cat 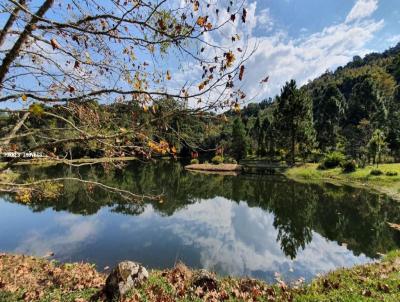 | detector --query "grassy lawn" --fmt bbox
[295,250,400,302]
[285,163,400,201]
[1,252,400,301]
